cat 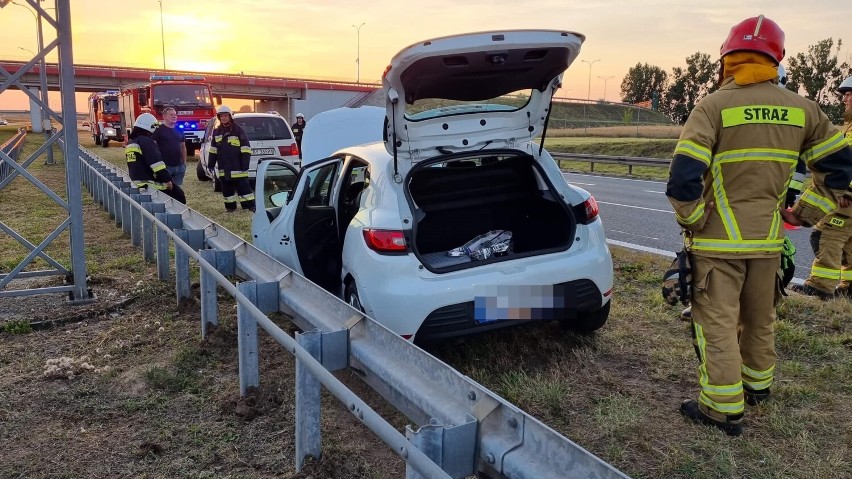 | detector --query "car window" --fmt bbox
[235,116,293,141]
[304,162,339,207]
[263,163,298,206]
